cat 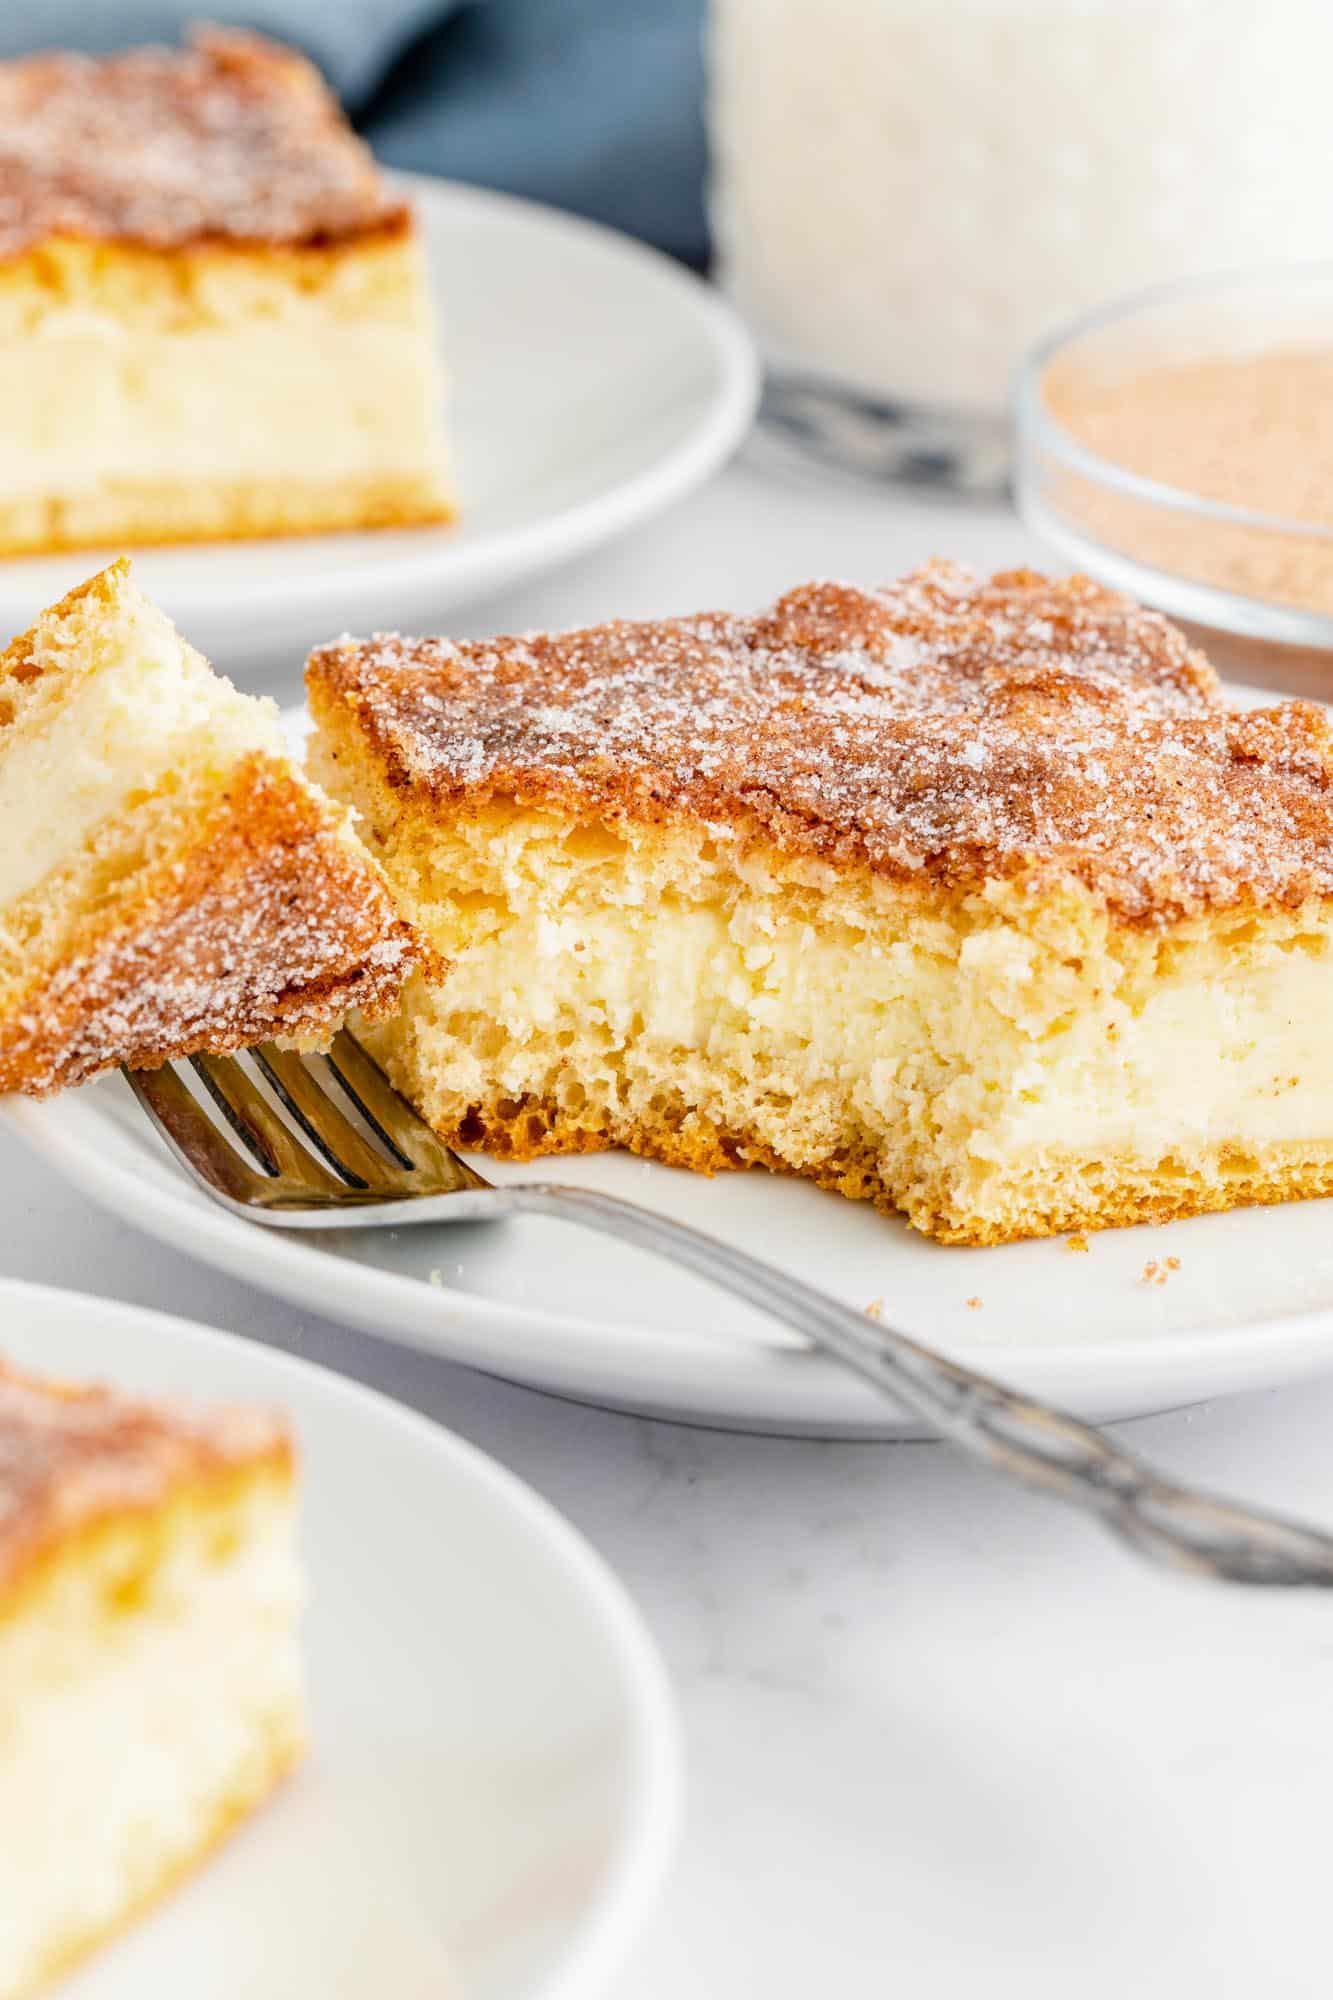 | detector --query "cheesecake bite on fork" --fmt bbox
[0,561,424,1094]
